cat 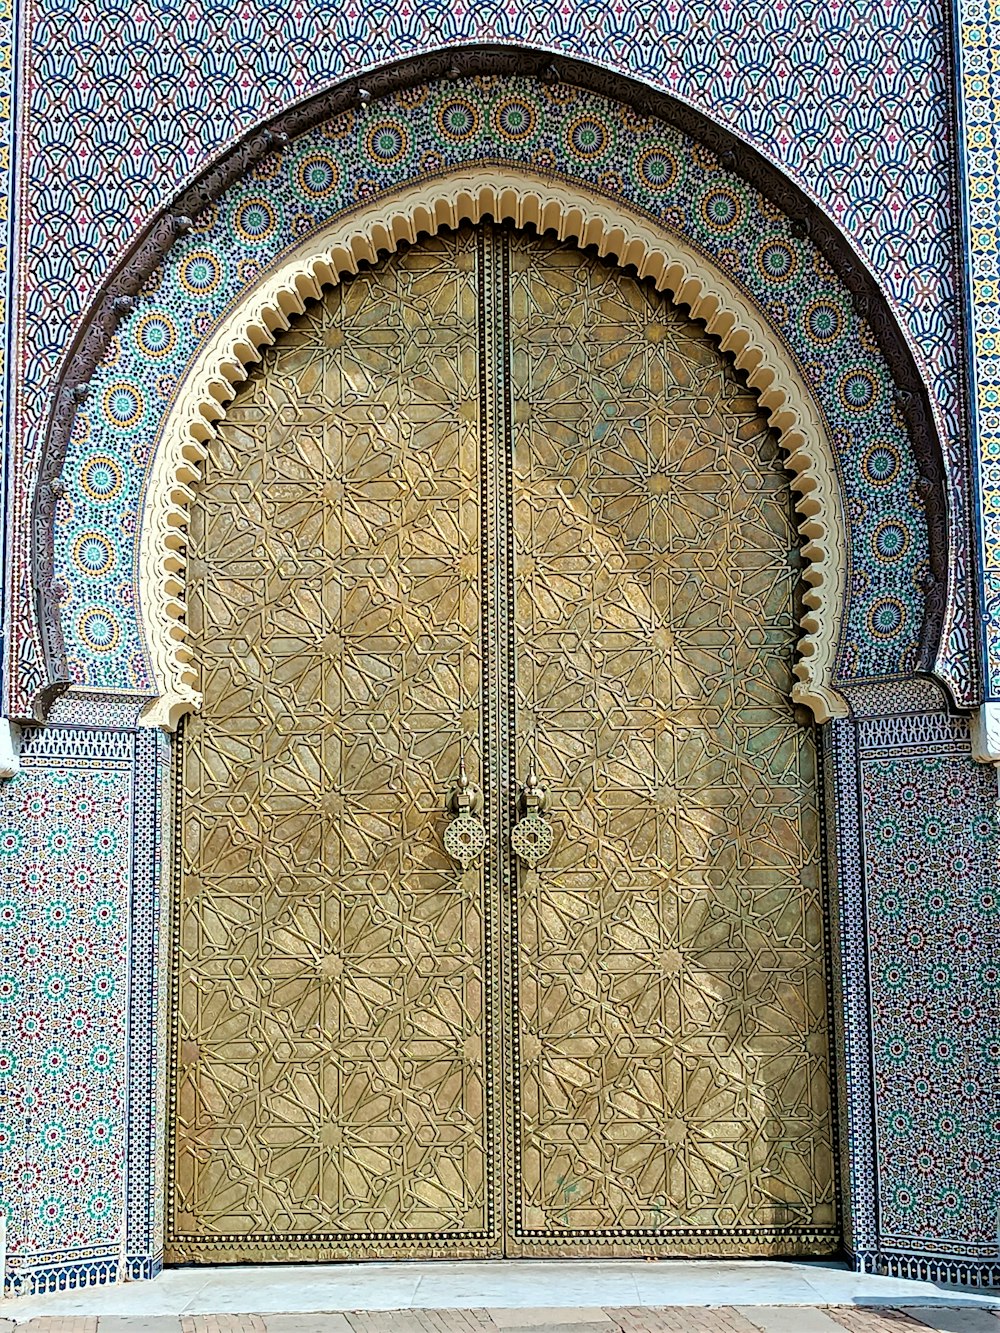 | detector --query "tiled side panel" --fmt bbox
[0,0,17,638]
[0,718,167,1296]
[957,2,1000,699]
[832,706,1000,1282]
[863,729,1000,1266]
